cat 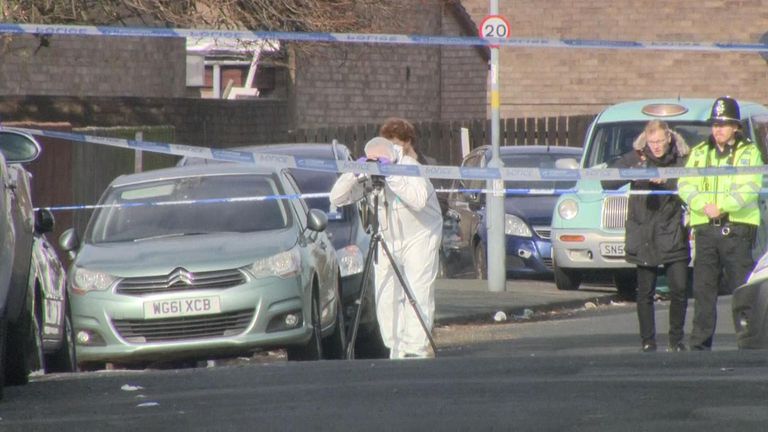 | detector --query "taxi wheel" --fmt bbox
[614,270,637,301]
[554,261,581,291]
